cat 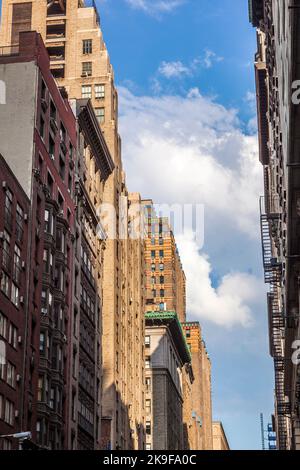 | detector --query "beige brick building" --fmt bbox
[182,322,213,450]
[212,421,230,450]
[142,199,186,322]
[0,0,145,449]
